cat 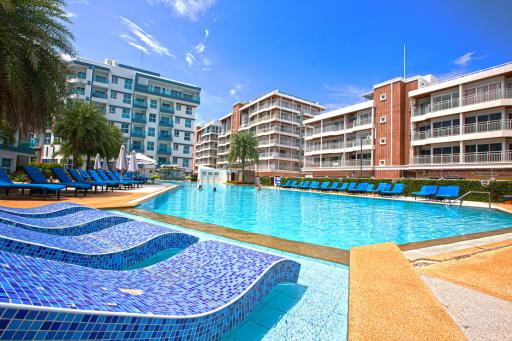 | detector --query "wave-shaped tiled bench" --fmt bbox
[0,221,198,270]
[0,202,90,218]
[0,240,300,340]
[0,209,130,236]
